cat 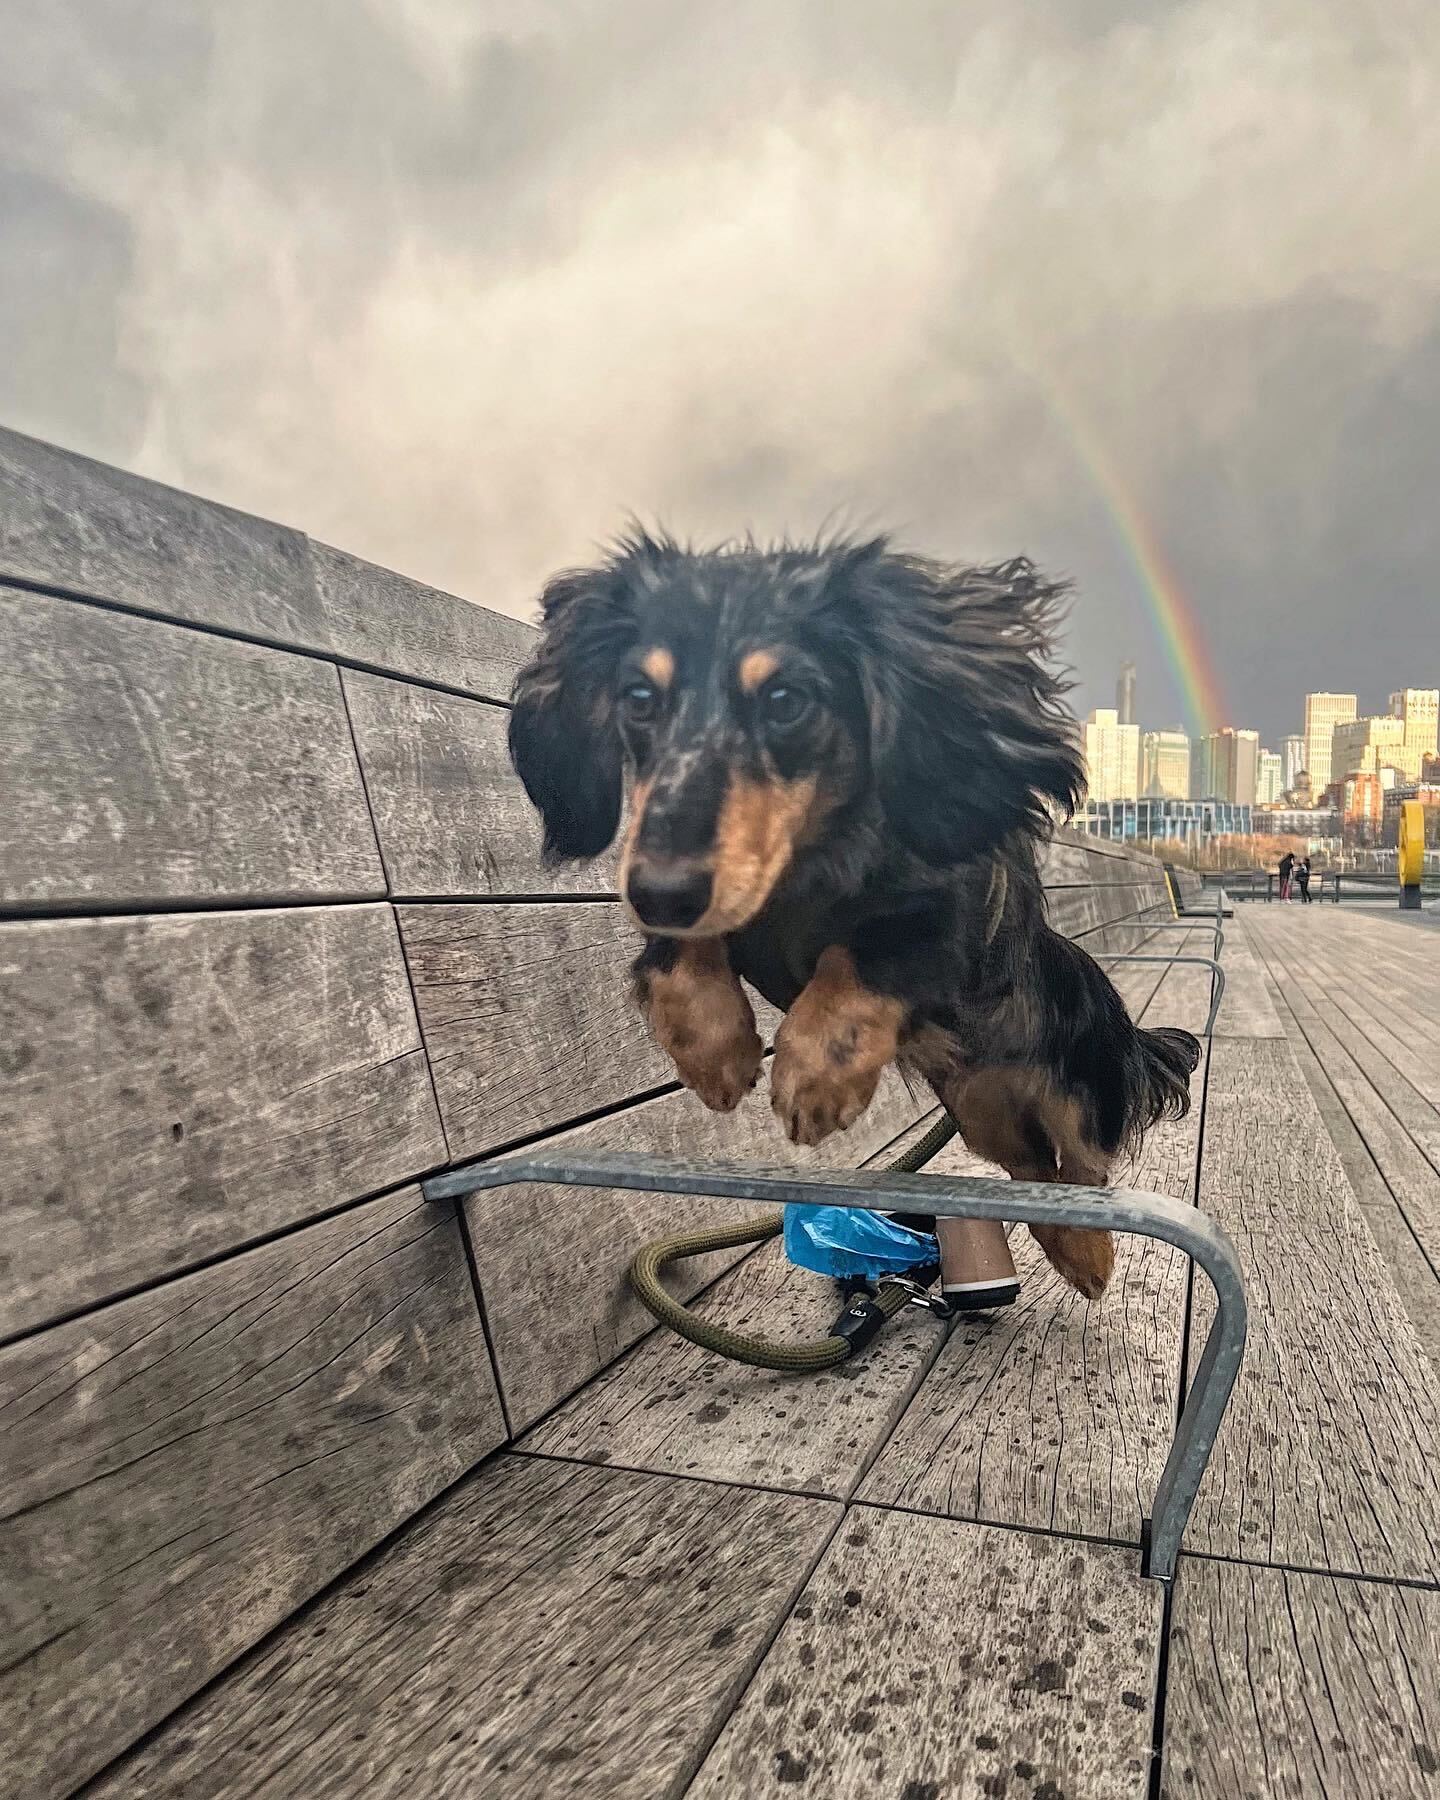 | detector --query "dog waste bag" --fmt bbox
[783,1204,937,1280]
